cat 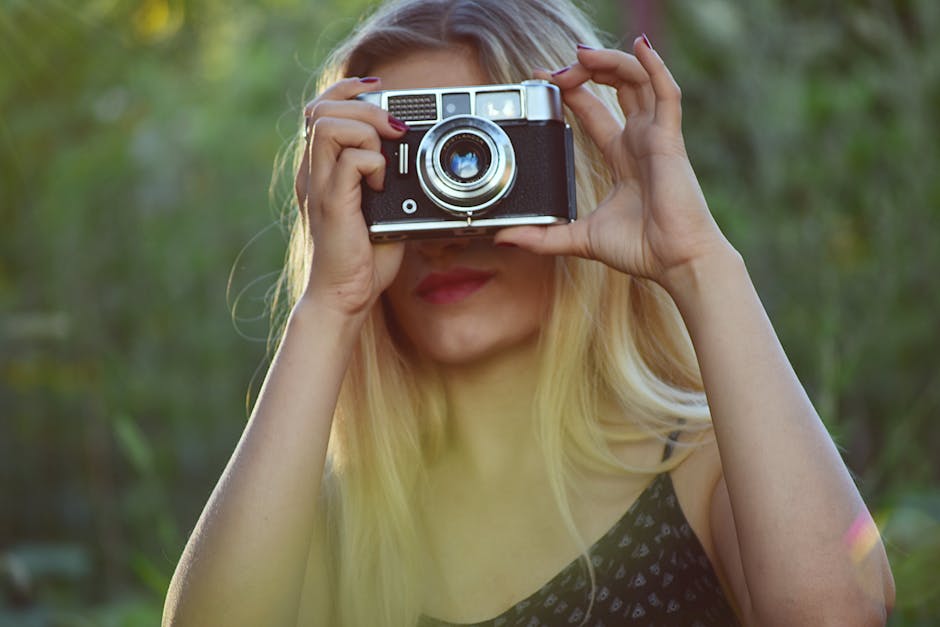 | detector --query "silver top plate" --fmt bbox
[357,80,563,125]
